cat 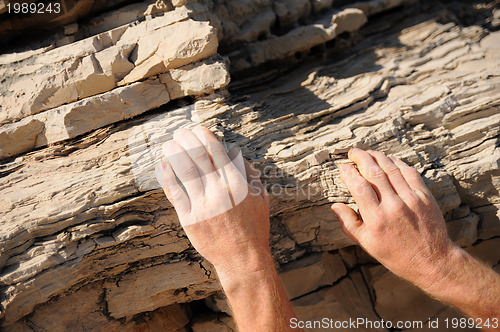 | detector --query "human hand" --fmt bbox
[155,126,271,274]
[331,148,458,291]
